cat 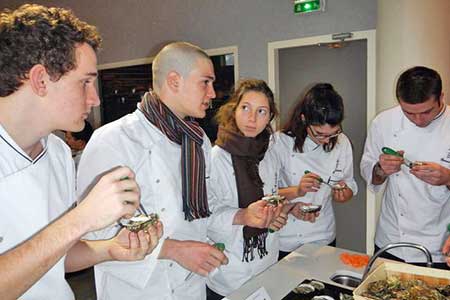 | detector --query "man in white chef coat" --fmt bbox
[78,41,279,299]
[77,41,230,300]
[0,4,162,300]
[361,66,450,269]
